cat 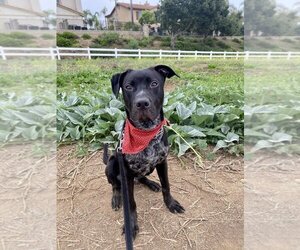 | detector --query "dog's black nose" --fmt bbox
[135,98,150,110]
